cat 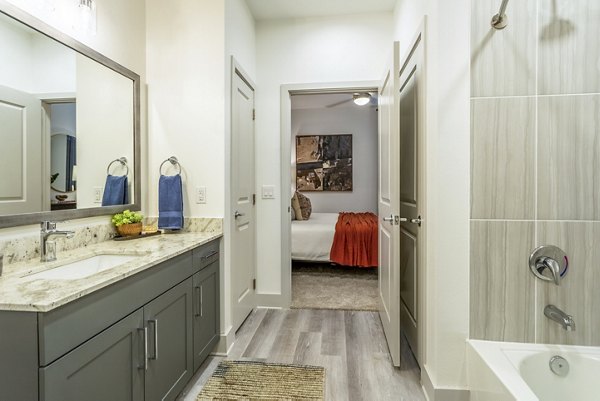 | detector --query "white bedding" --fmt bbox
[291,212,339,262]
